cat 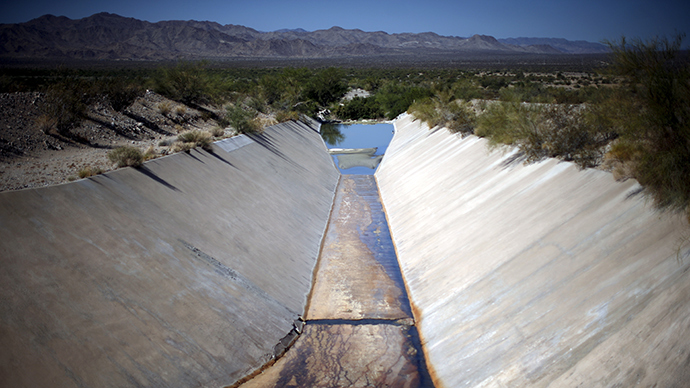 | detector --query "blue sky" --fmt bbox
[1,0,688,44]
